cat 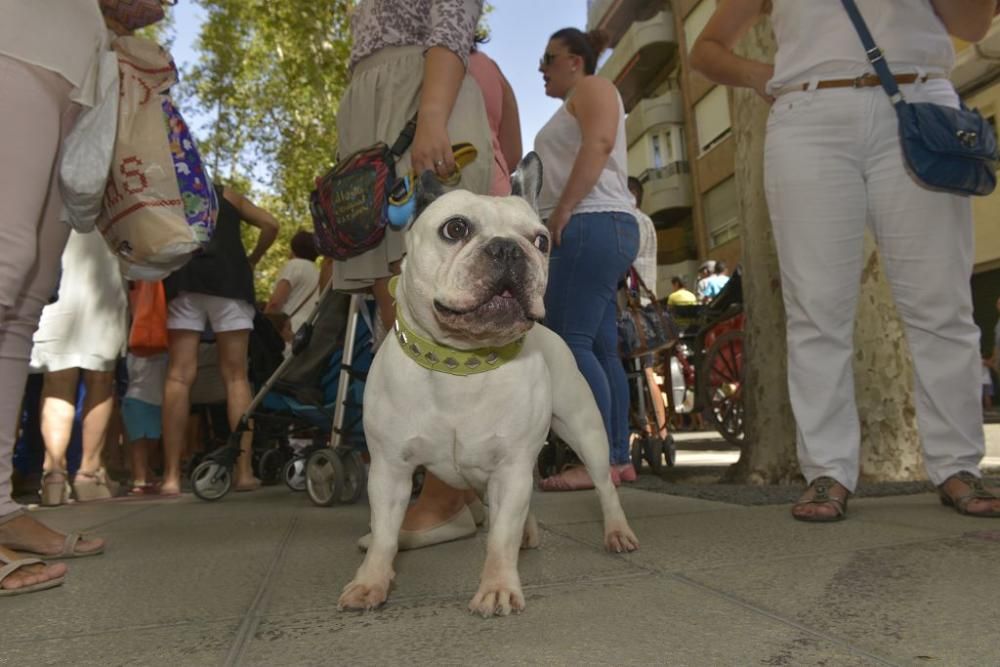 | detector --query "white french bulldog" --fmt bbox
[338,153,639,617]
